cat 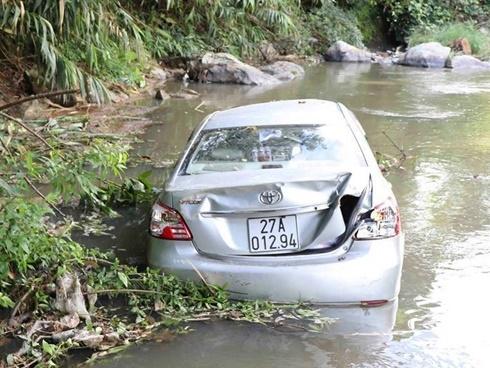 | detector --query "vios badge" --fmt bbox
[259,190,282,205]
